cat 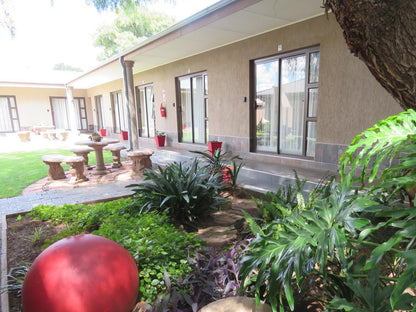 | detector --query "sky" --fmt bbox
[0,0,220,81]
